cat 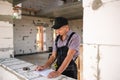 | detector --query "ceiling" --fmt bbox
[12,0,83,20]
[7,0,25,5]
